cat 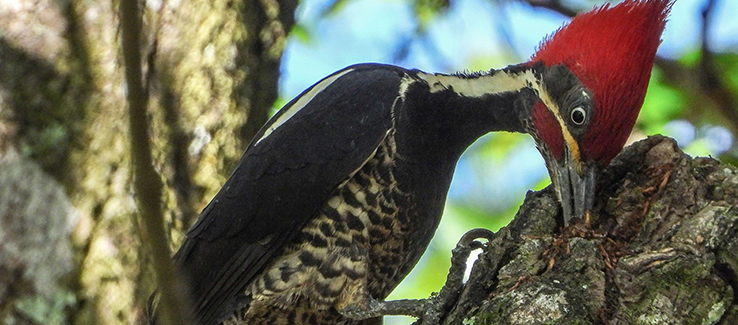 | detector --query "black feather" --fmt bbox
[174,64,406,324]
